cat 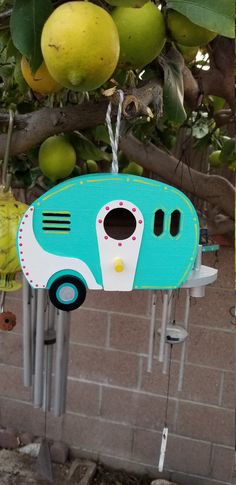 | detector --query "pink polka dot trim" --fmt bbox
[98,219,102,224]
[104,236,108,240]
[138,220,143,224]
[132,236,136,241]
[132,208,136,212]
[119,201,123,206]
[105,206,110,211]
[118,242,122,247]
